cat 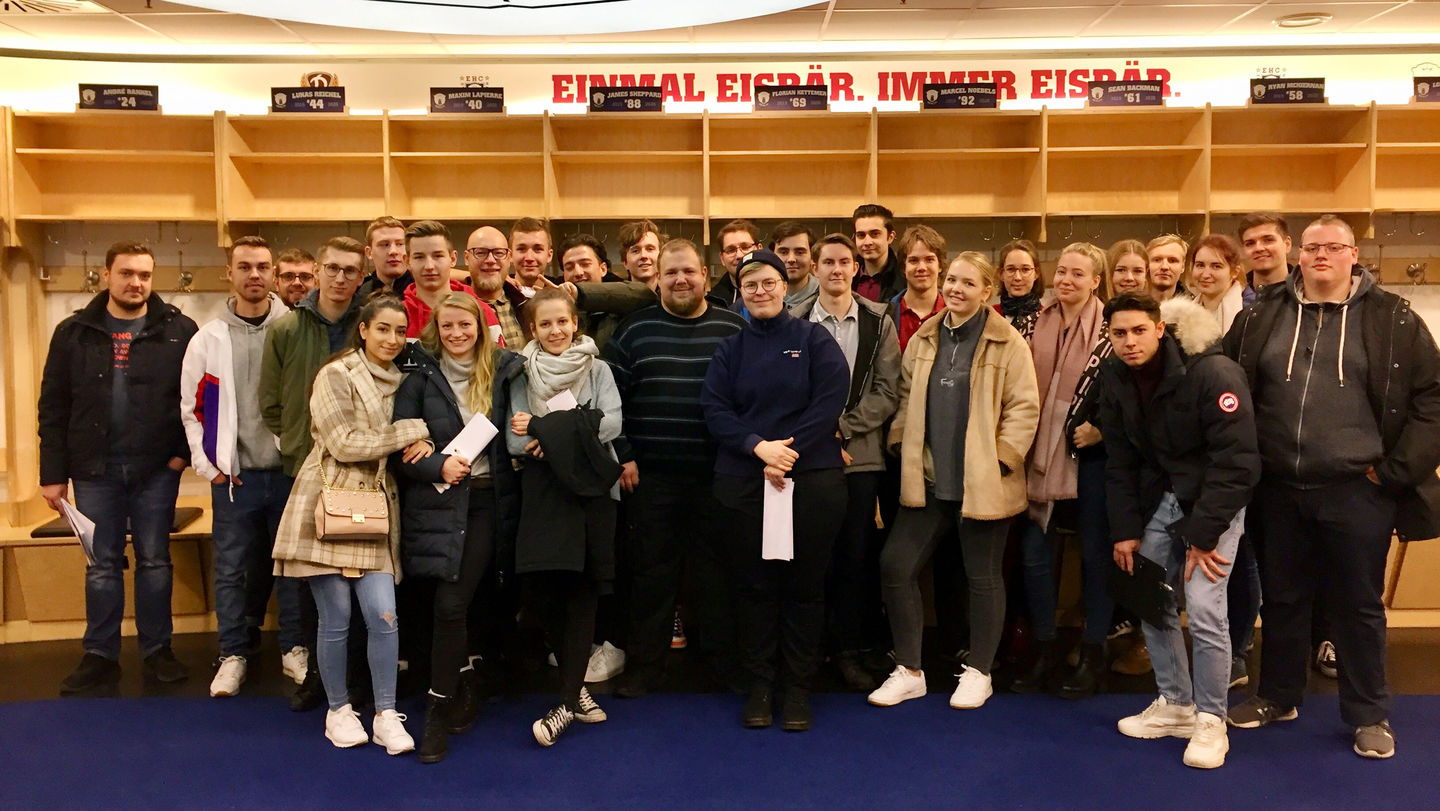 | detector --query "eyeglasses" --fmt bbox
[1299,243,1355,256]
[465,247,512,262]
[1001,265,1036,277]
[320,263,363,281]
[740,278,782,294]
[278,272,316,284]
[721,242,757,256]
